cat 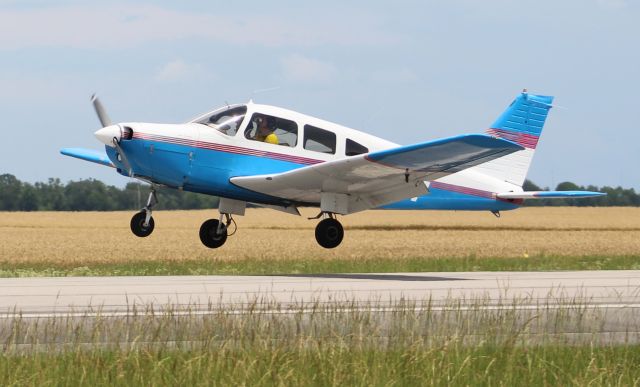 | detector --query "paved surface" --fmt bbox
[1,270,639,316]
